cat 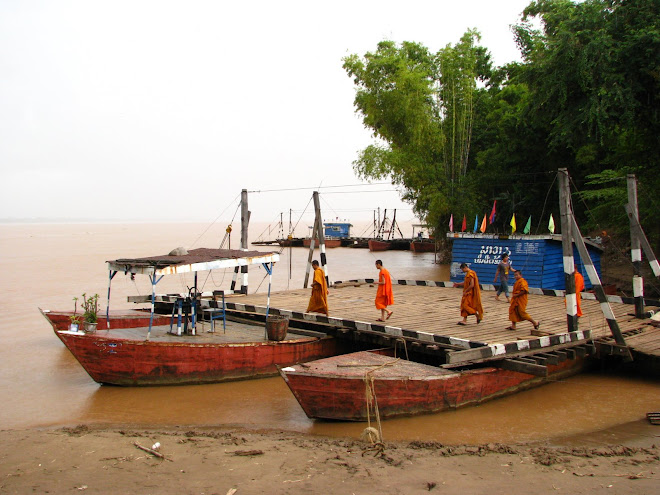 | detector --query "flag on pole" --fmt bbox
[480,214,487,233]
[510,214,516,233]
[449,214,454,232]
[523,216,532,234]
[489,200,497,224]
[461,214,467,232]
[548,214,555,234]
[473,215,479,232]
